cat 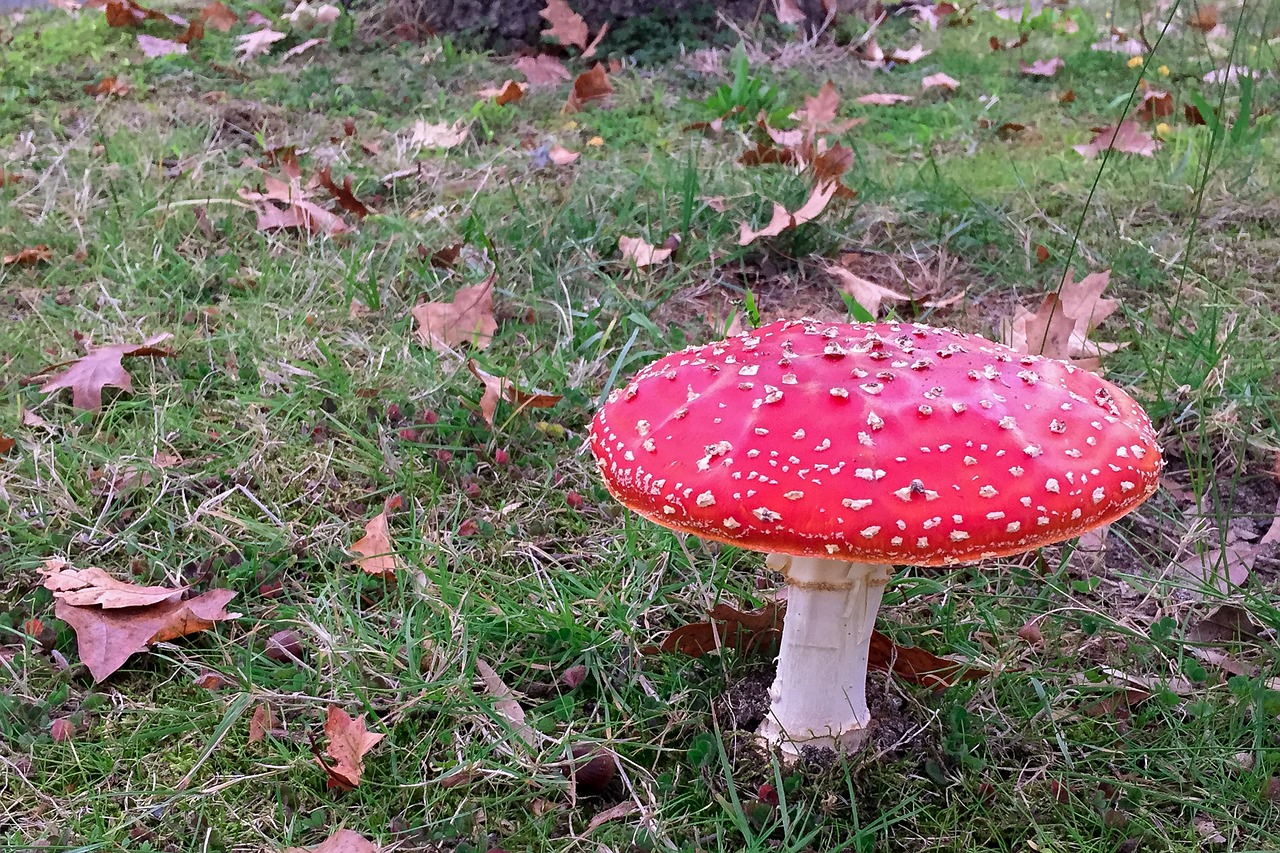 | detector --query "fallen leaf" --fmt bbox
[316,167,371,218]
[351,505,402,577]
[565,64,613,112]
[280,37,326,61]
[1136,90,1174,122]
[40,560,186,608]
[856,93,913,105]
[828,266,911,318]
[137,33,187,57]
[84,77,131,97]
[789,81,860,138]
[547,144,580,165]
[0,168,19,186]
[256,199,350,236]
[539,0,588,50]
[1173,543,1258,596]
[406,119,470,149]
[1090,34,1146,56]
[317,705,384,790]
[411,275,498,351]
[1203,65,1250,85]
[478,79,526,105]
[990,33,1030,50]
[887,43,930,64]
[468,360,563,428]
[54,587,237,682]
[0,432,14,454]
[2,245,52,266]
[50,718,75,742]
[199,0,236,31]
[514,54,572,88]
[1080,685,1153,717]
[234,27,287,62]
[1003,293,1077,361]
[88,0,186,28]
[922,73,960,91]
[475,657,537,747]
[618,235,673,268]
[651,600,988,688]
[1187,3,1217,31]
[36,333,174,412]
[1019,57,1064,77]
[587,800,638,832]
[248,703,274,743]
[284,829,379,853]
[1001,270,1123,365]
[775,0,809,25]
[738,181,838,246]
[1186,604,1267,645]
